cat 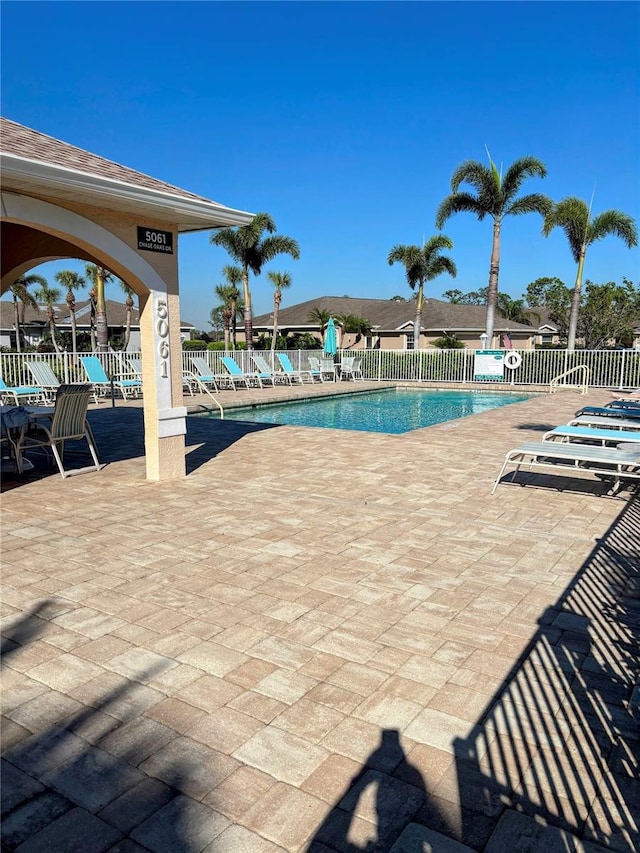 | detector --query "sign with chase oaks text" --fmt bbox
[137,226,174,254]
